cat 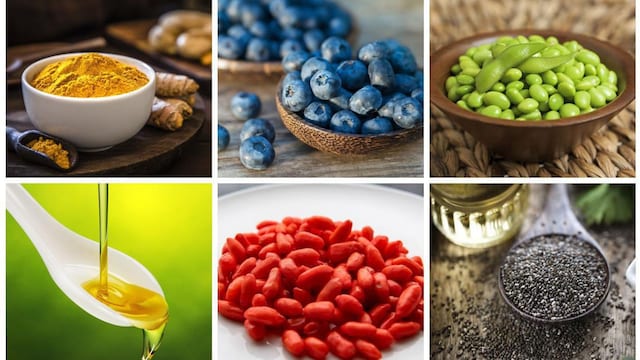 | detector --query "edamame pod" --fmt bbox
[518,53,576,74]
[475,42,547,93]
